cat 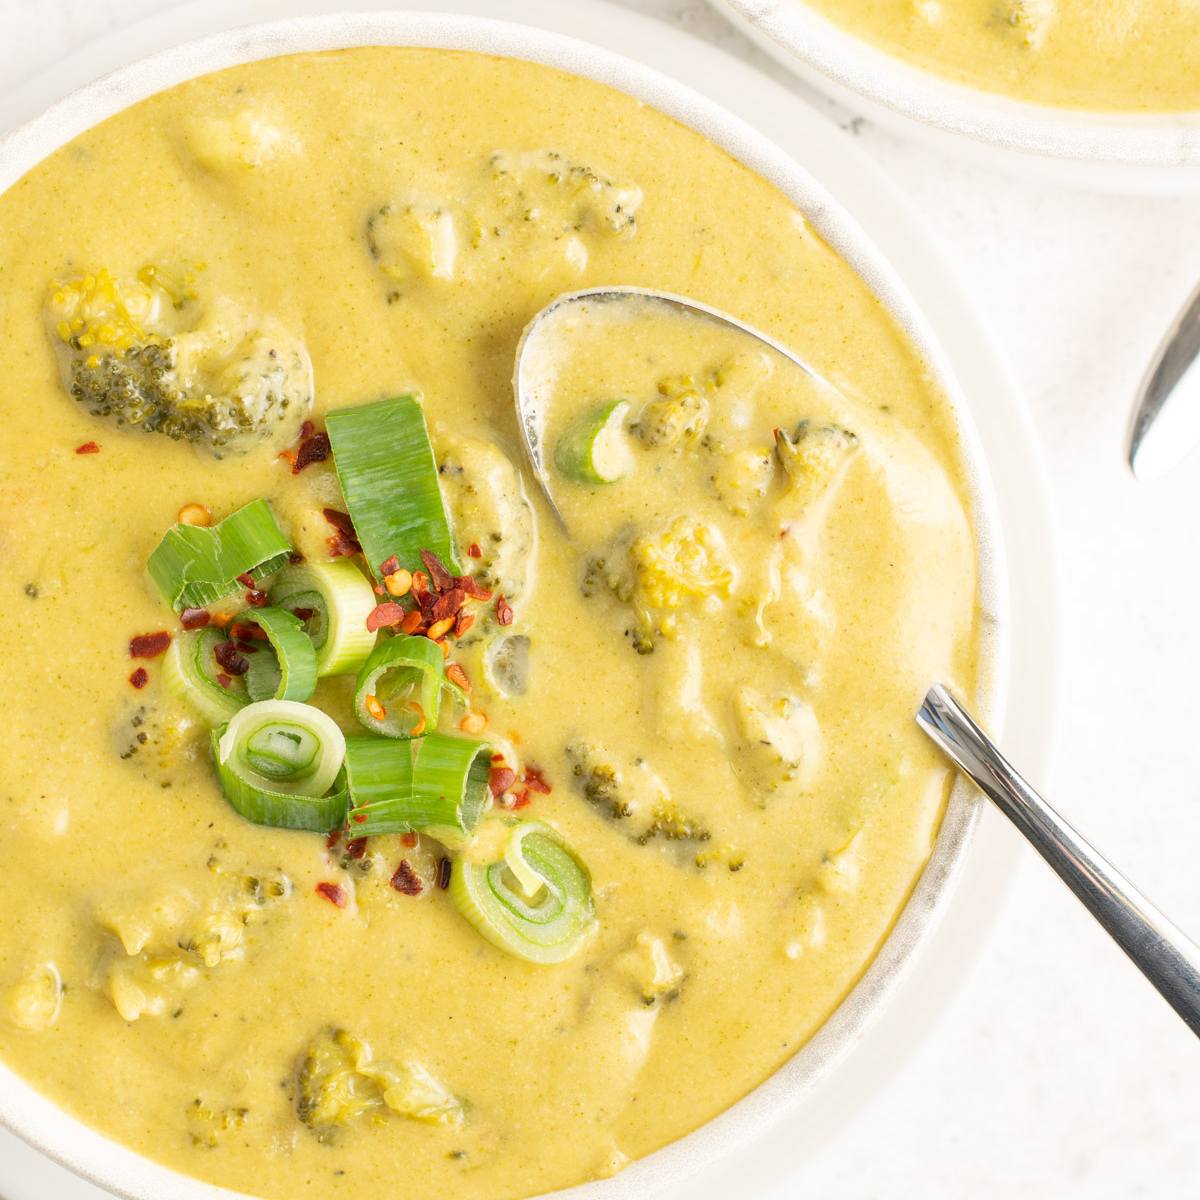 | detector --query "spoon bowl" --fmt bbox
[512,286,845,528]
